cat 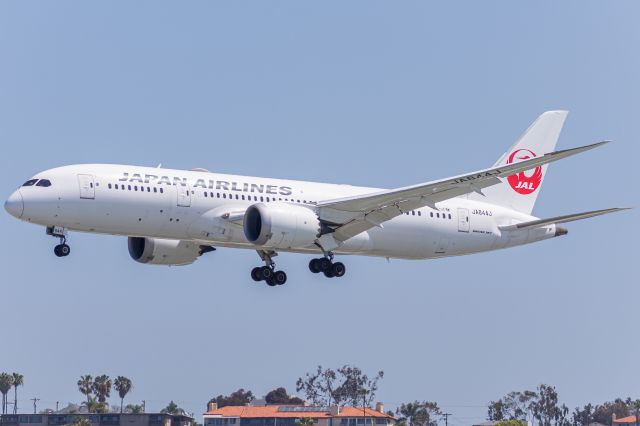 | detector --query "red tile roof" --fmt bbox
[204,406,392,419]
[614,416,637,424]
